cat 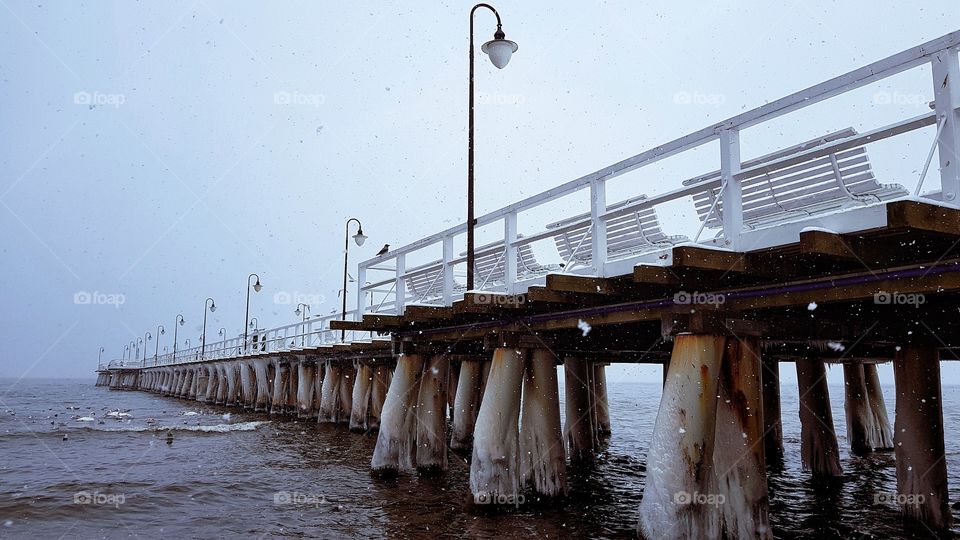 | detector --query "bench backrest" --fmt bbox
[546,195,676,263]
[681,128,906,229]
[404,261,446,301]
[463,236,544,288]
